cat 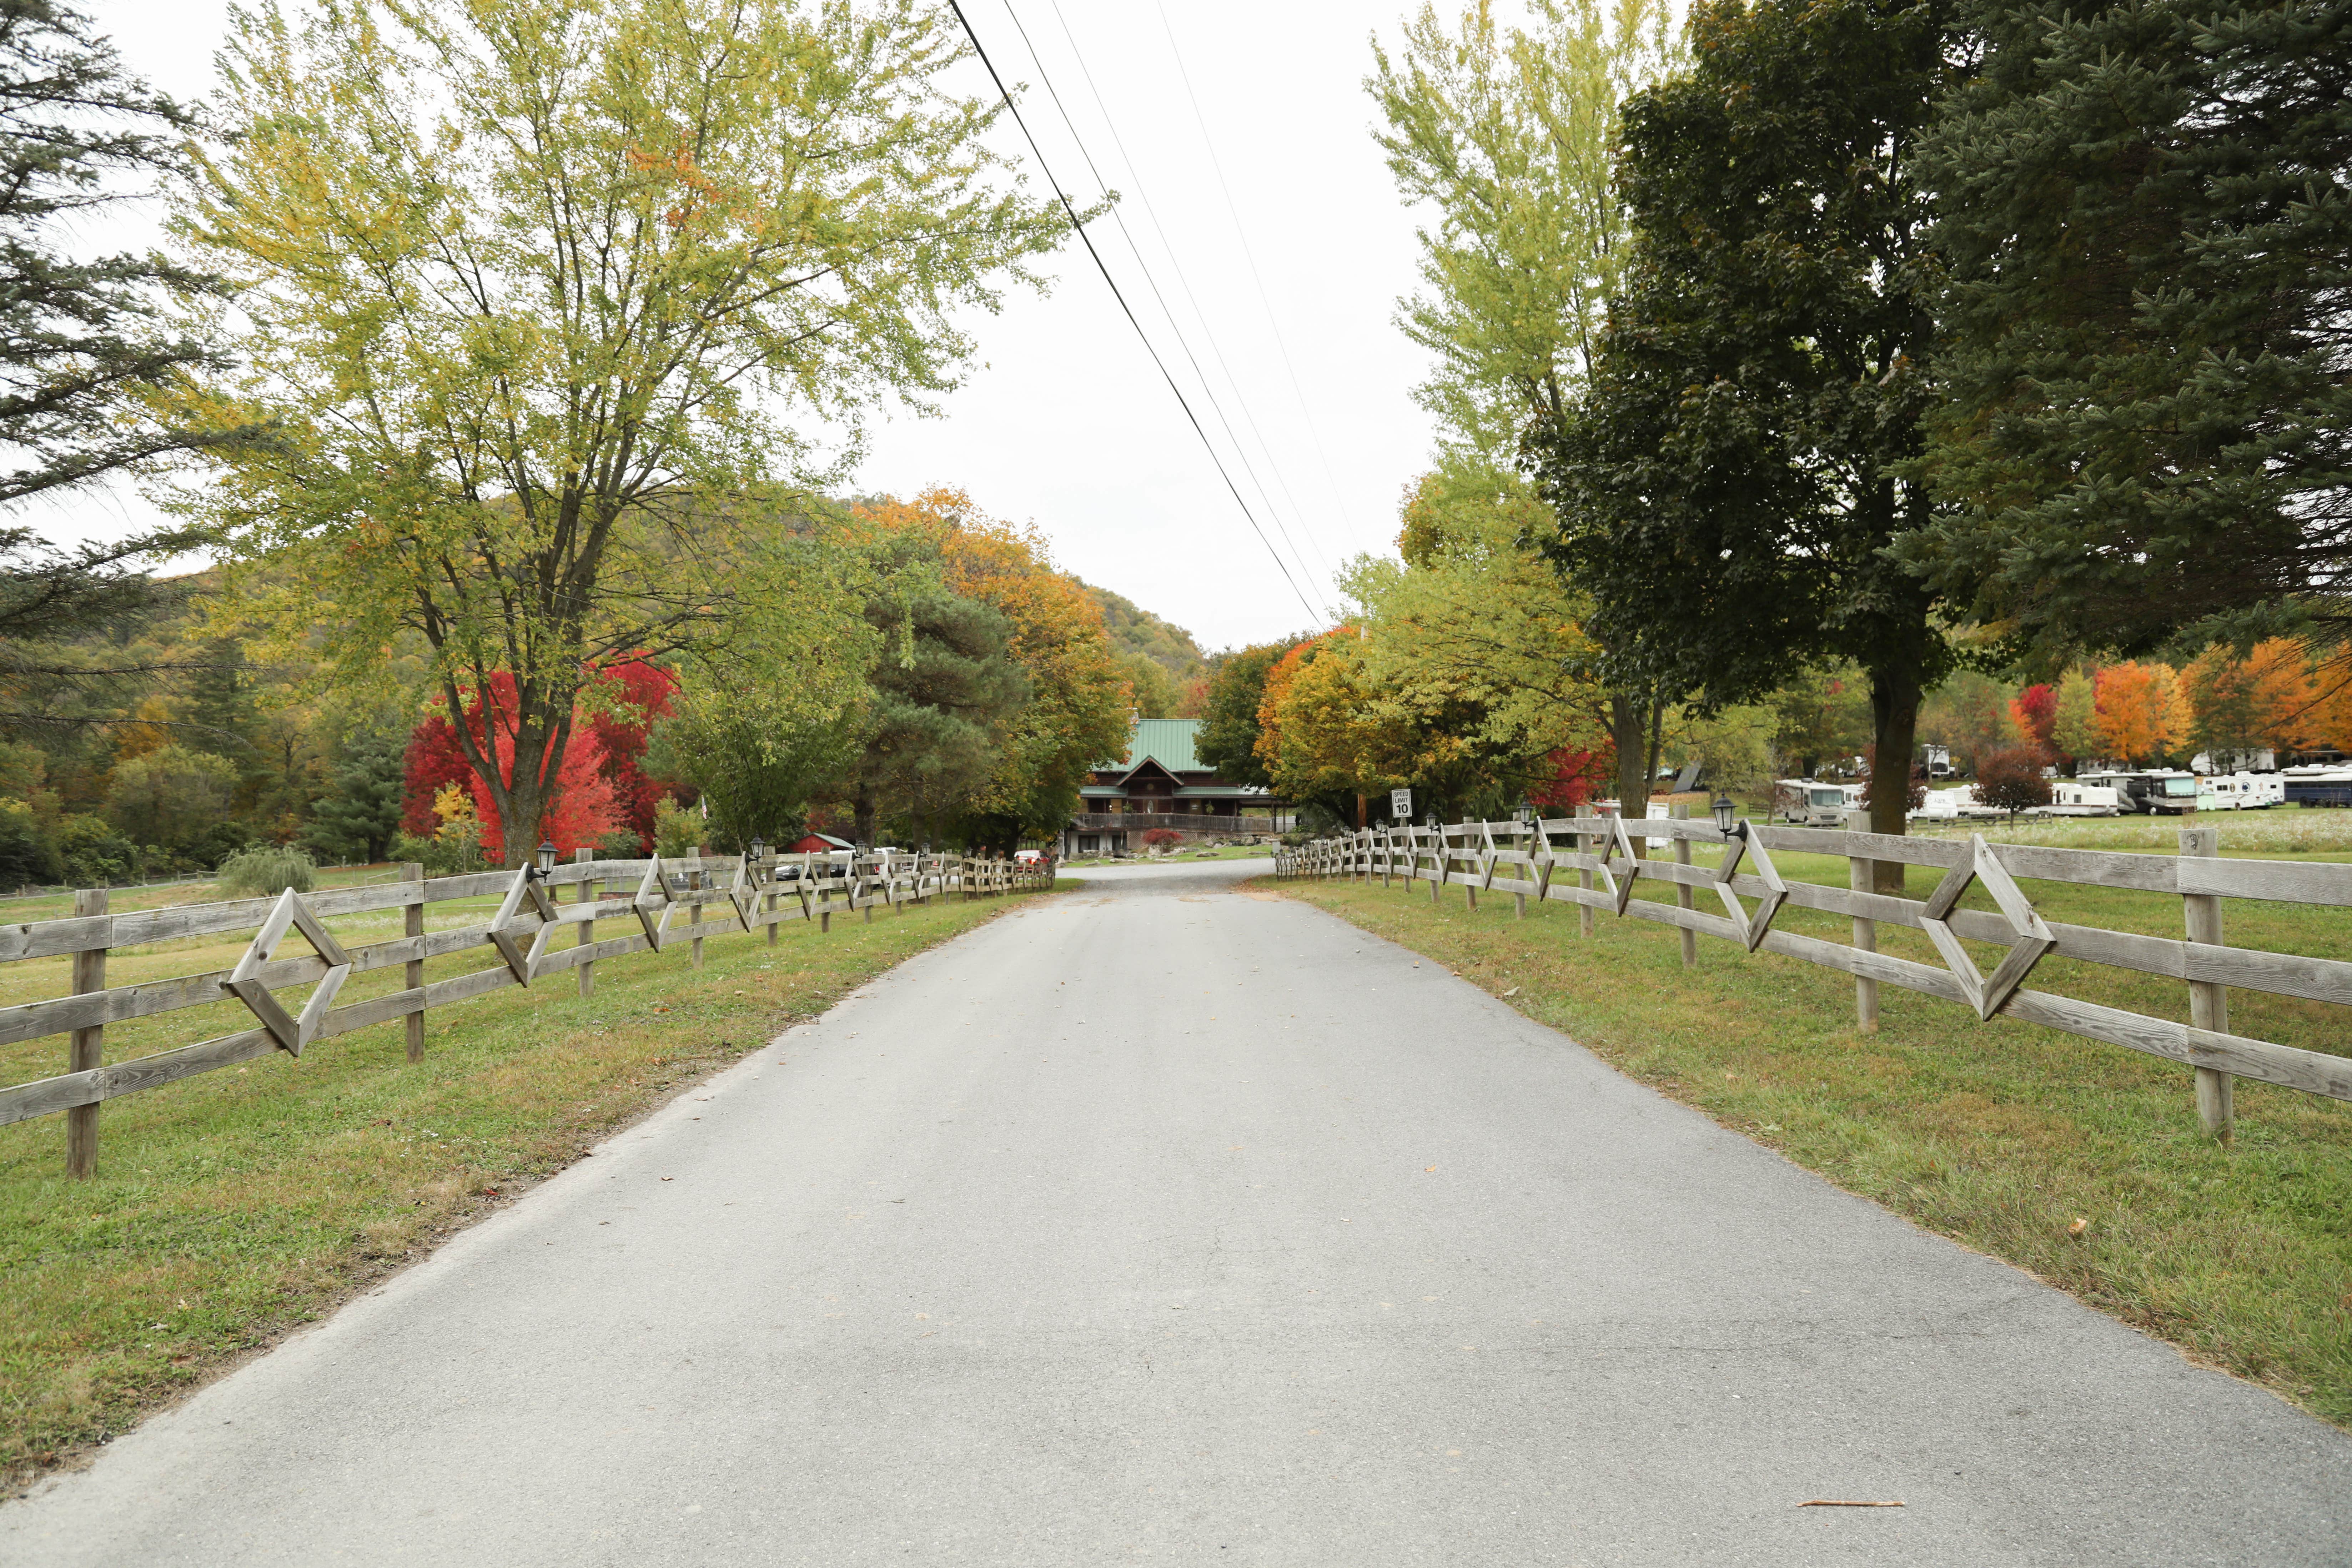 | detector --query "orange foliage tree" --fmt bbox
[2181,639,2317,762]
[2093,661,2187,764]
